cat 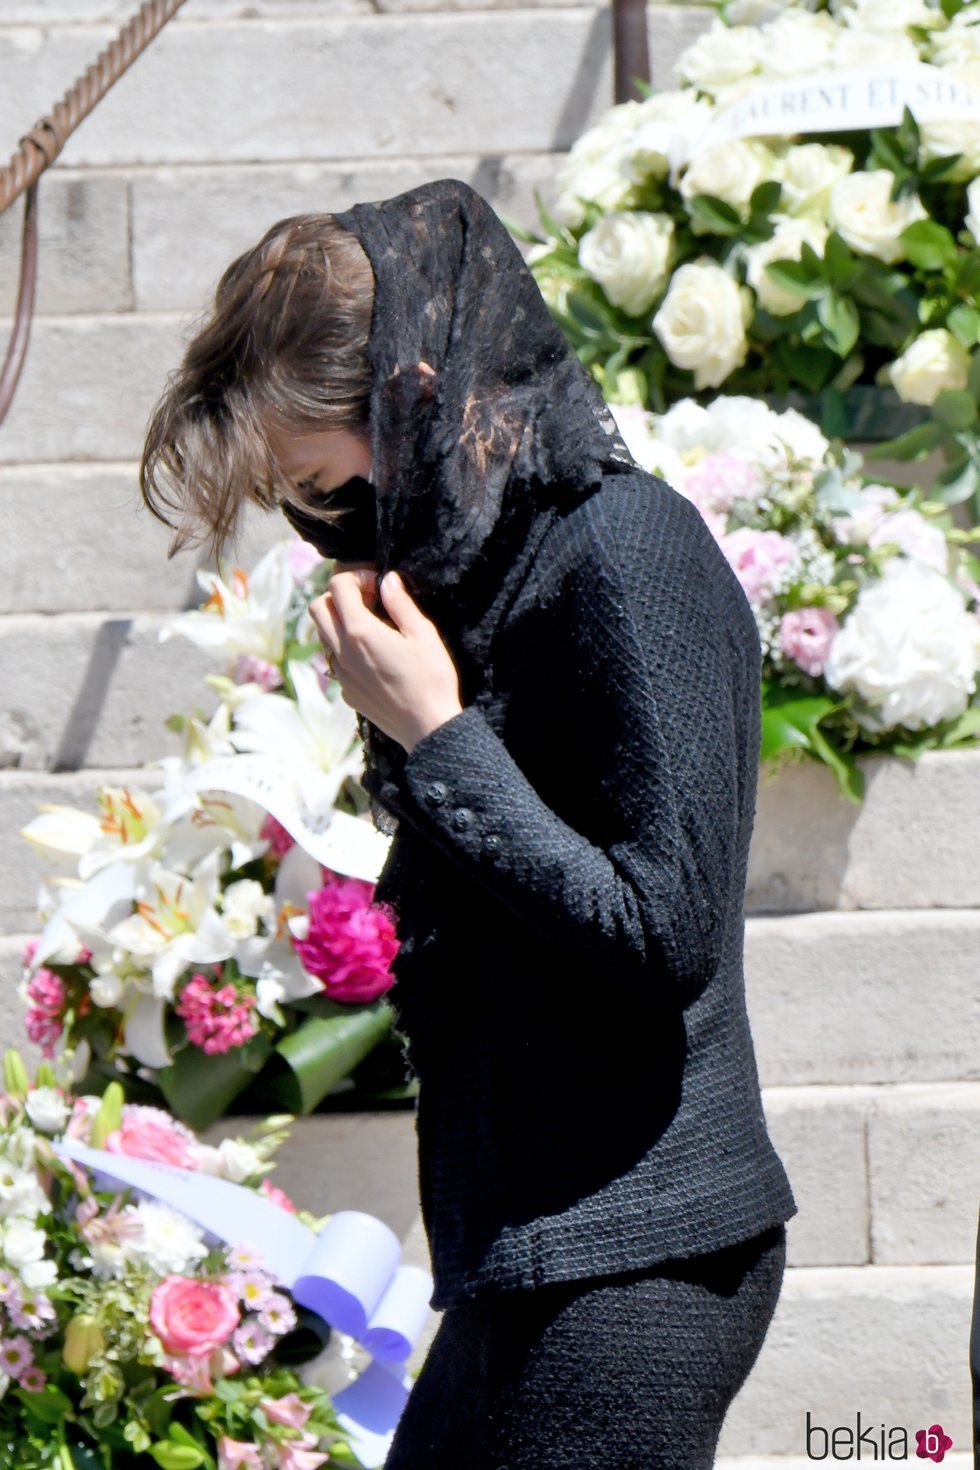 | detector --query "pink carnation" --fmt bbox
[150,1276,240,1360]
[777,606,840,678]
[719,527,799,605]
[260,814,296,859]
[105,1105,198,1168]
[291,871,399,1003]
[24,968,68,1058]
[176,972,259,1055]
